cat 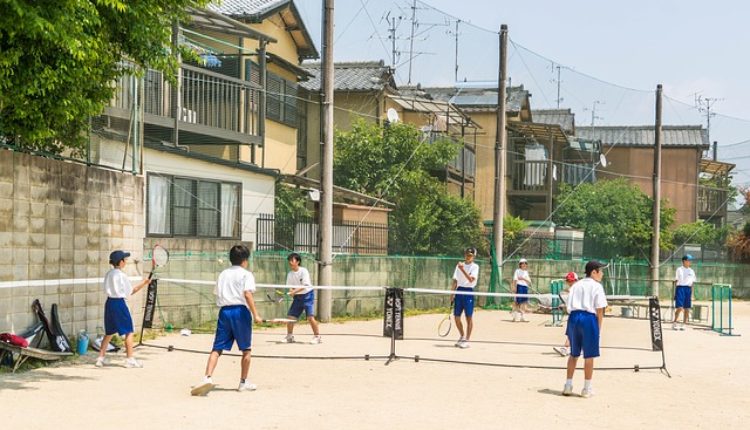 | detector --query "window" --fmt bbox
[246,60,298,127]
[147,174,241,239]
